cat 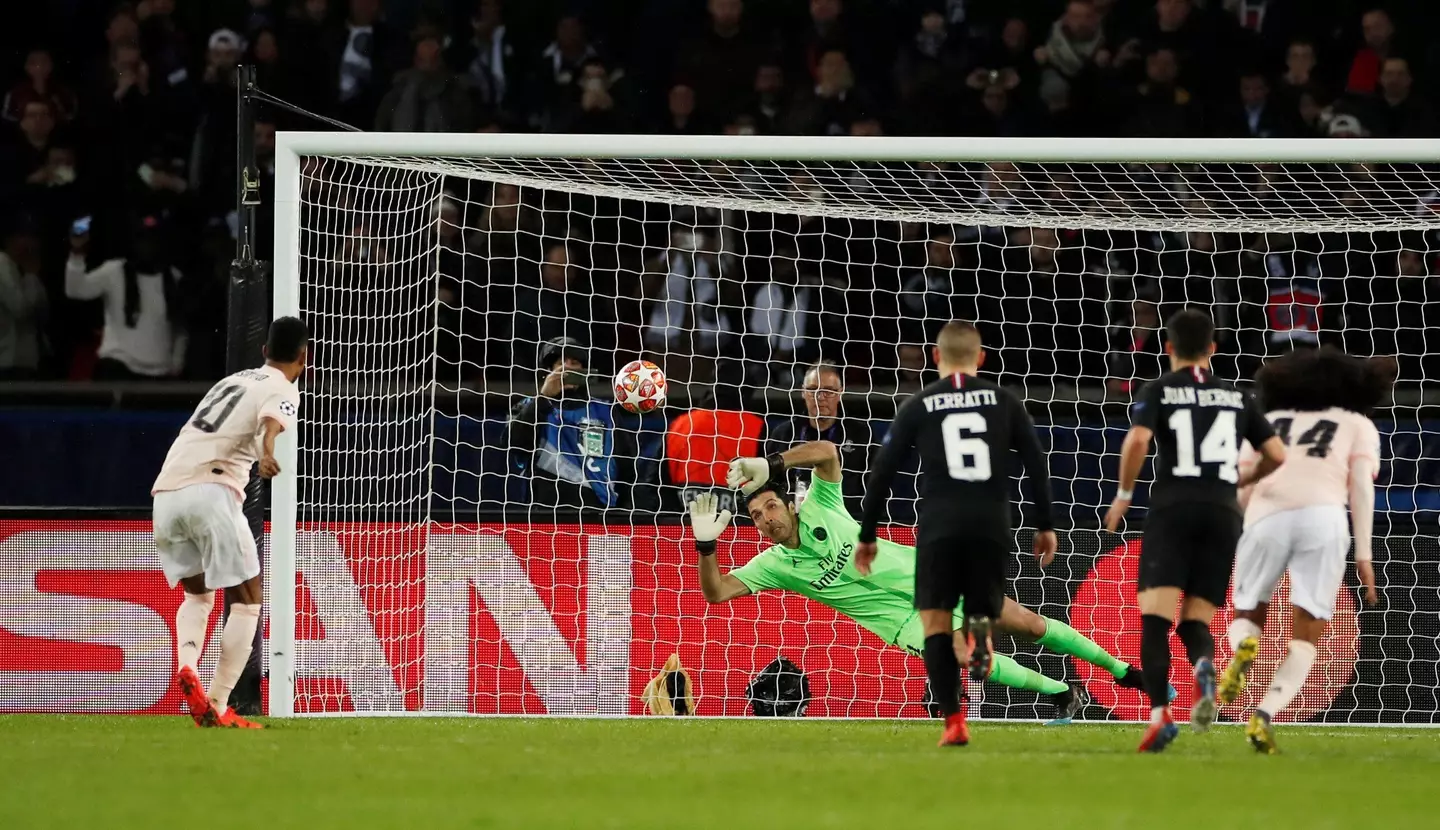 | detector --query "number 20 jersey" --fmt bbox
[152,365,300,502]
[1131,367,1274,513]
[1242,407,1380,528]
